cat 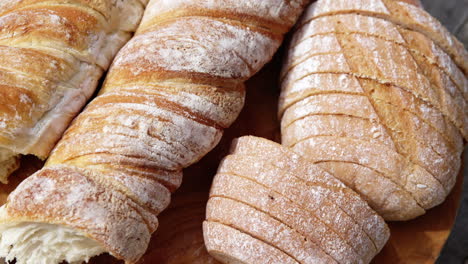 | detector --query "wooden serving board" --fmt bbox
[0,52,463,263]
